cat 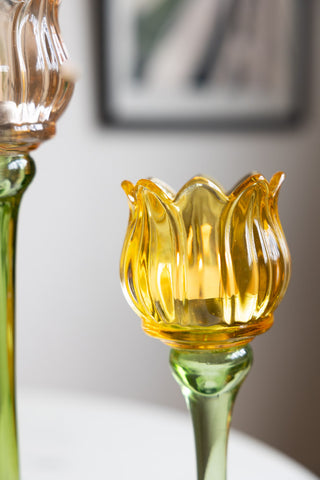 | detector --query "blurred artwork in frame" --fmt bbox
[103,0,306,127]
